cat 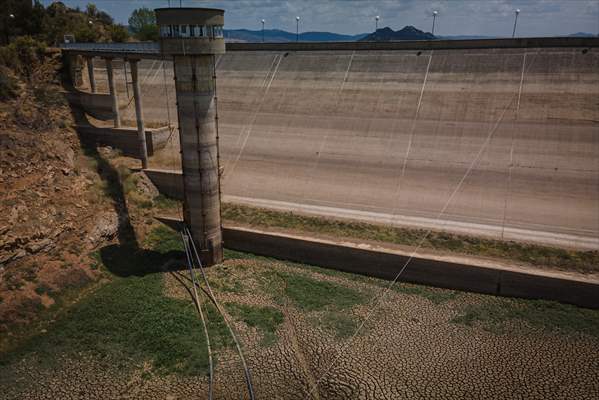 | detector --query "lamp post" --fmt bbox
[261,19,265,42]
[432,10,438,36]
[512,9,520,38]
[296,16,300,42]
[375,15,379,31]
[5,13,15,45]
